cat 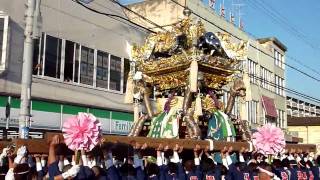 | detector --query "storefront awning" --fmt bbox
[261,95,277,118]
